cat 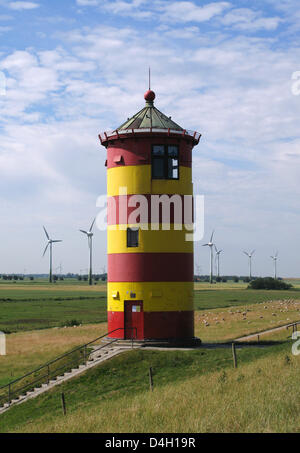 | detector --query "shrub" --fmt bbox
[62,319,81,327]
[248,277,293,290]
